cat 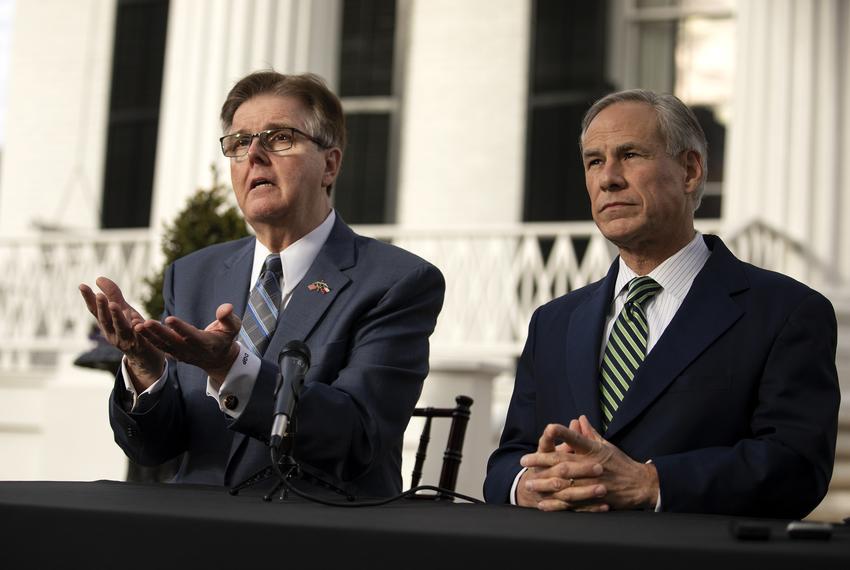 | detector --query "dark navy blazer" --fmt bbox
[485,235,839,518]
[110,216,445,496]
